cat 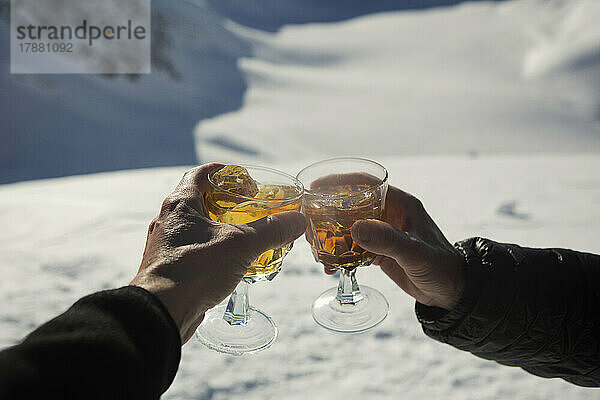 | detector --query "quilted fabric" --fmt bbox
[416,237,600,387]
